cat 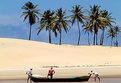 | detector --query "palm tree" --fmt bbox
[38,10,55,43]
[83,21,93,45]
[55,8,70,45]
[88,5,101,45]
[70,5,85,45]
[21,1,40,40]
[113,26,121,46]
[107,27,116,46]
[99,10,114,45]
